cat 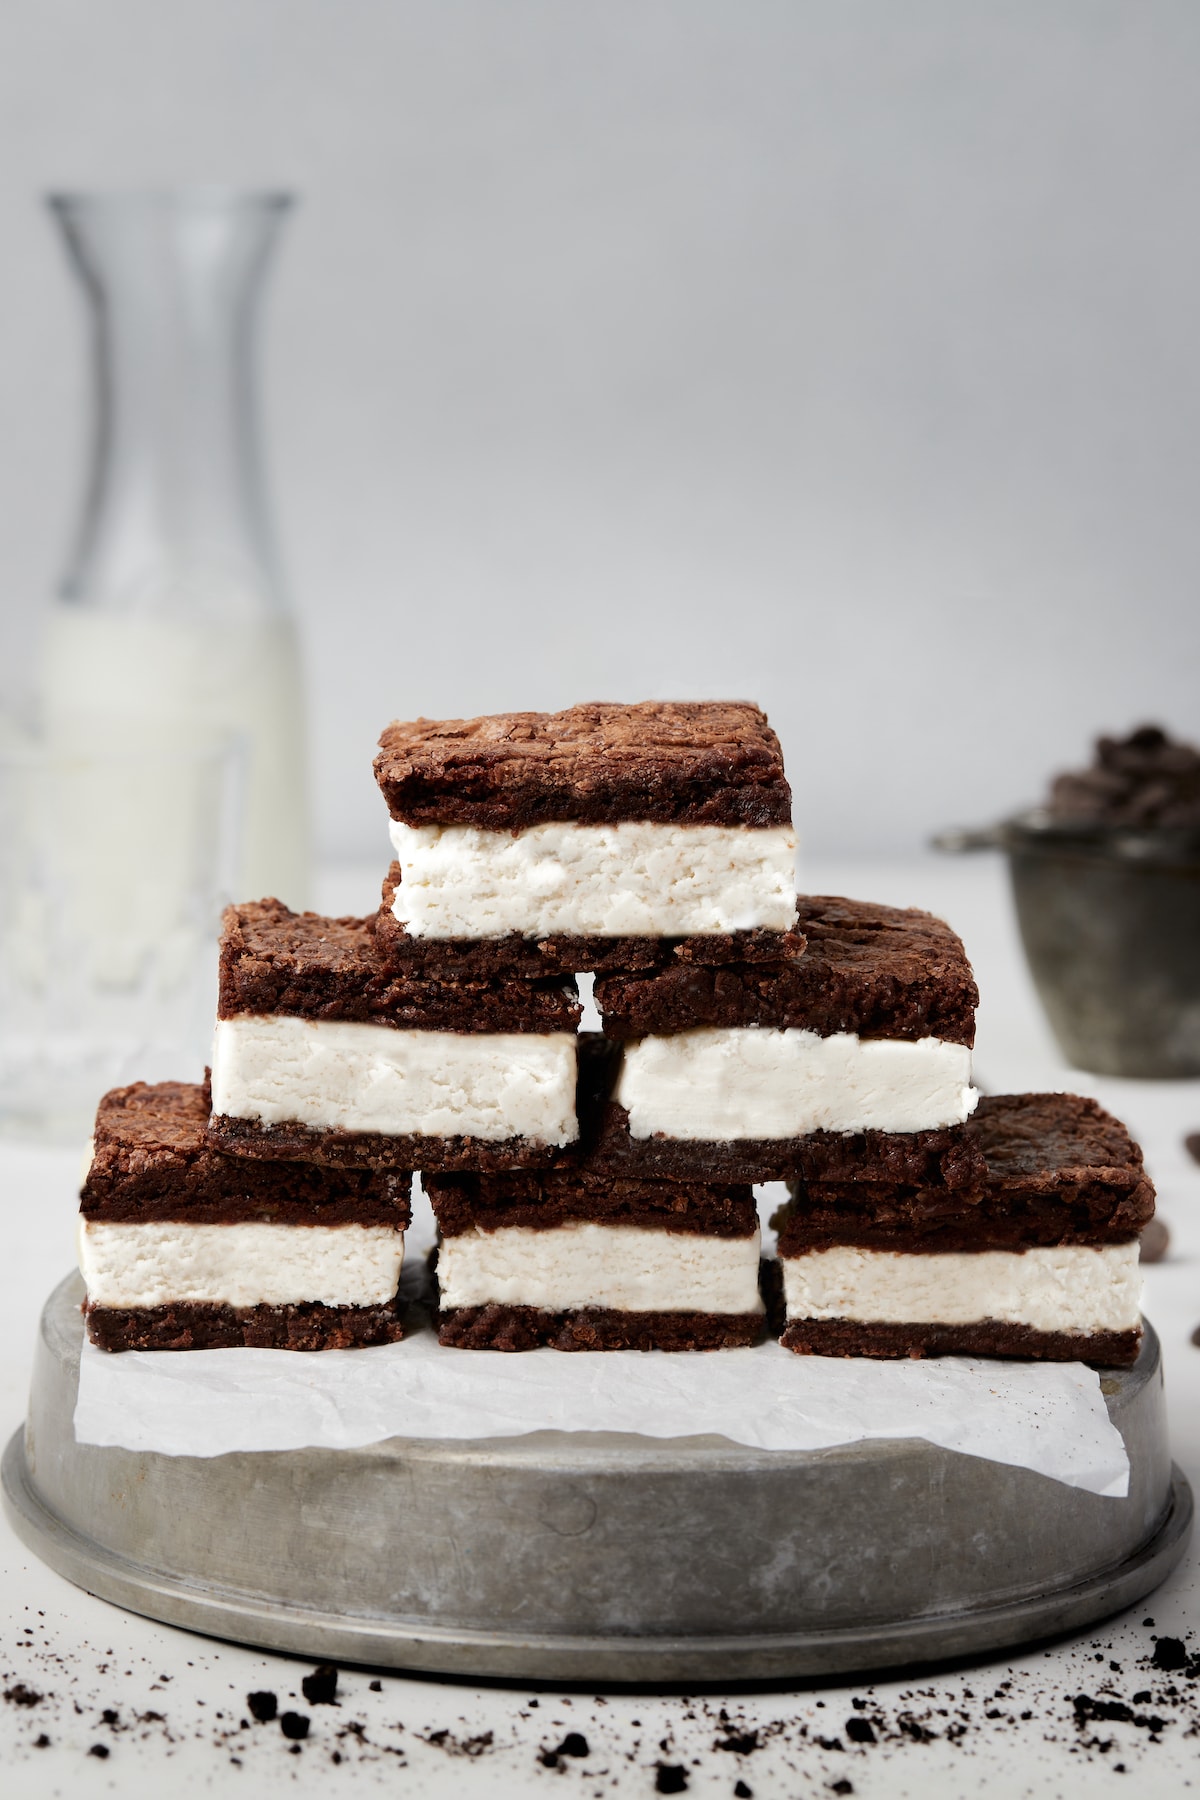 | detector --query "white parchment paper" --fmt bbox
[74,1324,1130,1496]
